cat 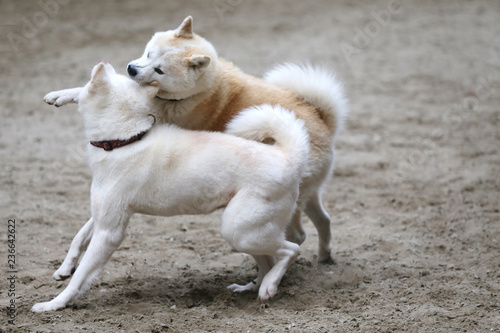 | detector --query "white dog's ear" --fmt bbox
[145,81,160,99]
[186,55,210,72]
[175,16,193,38]
[89,63,110,94]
